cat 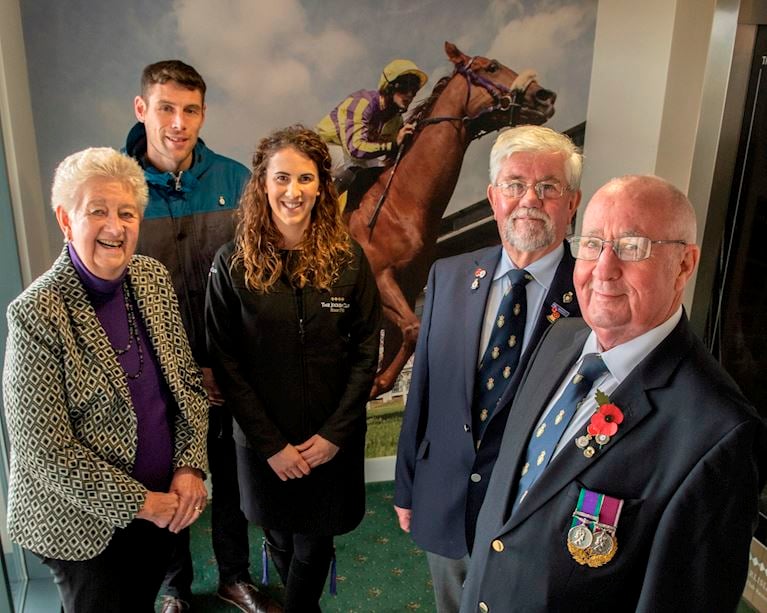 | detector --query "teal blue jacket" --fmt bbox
[124,122,250,365]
